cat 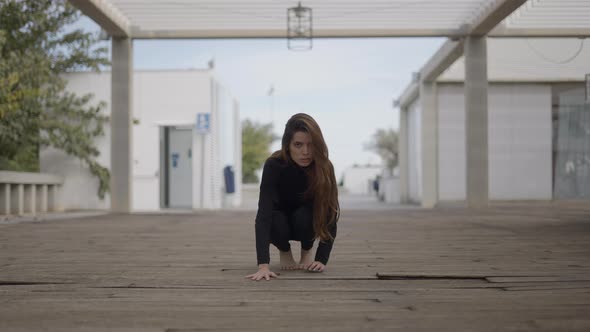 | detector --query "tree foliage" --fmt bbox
[365,128,399,171]
[0,0,110,198]
[242,120,276,183]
